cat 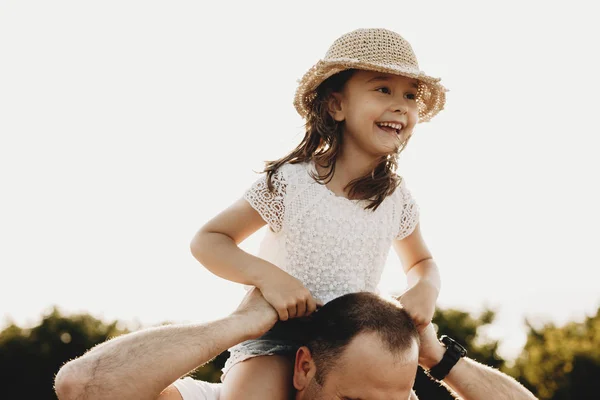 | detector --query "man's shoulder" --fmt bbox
[172,377,222,400]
